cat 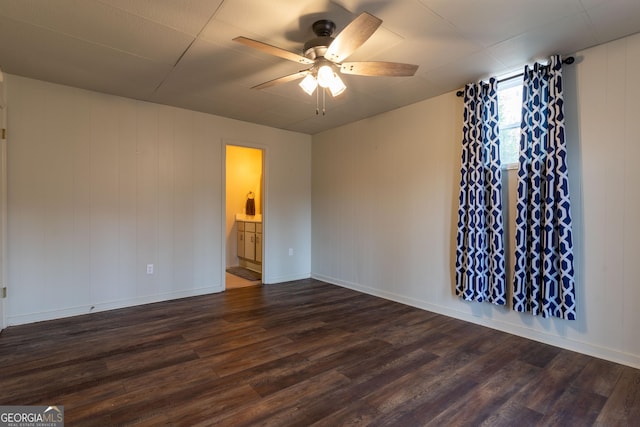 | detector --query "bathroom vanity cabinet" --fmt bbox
[236,216,262,266]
